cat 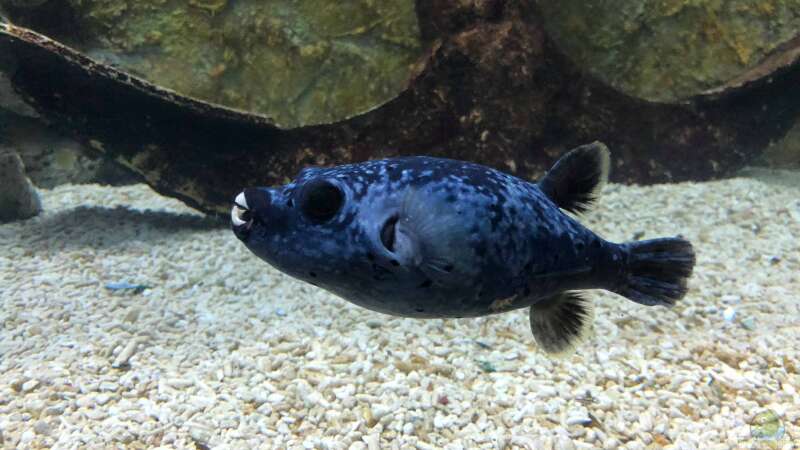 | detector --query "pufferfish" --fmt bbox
[231,142,695,354]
